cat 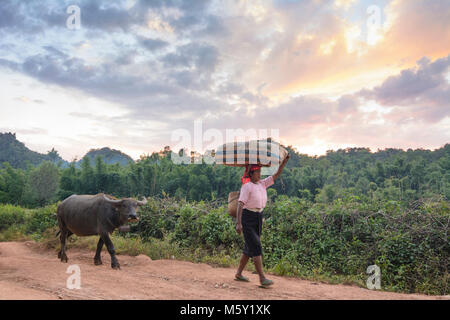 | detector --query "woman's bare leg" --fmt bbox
[253,255,266,283]
[236,253,250,277]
